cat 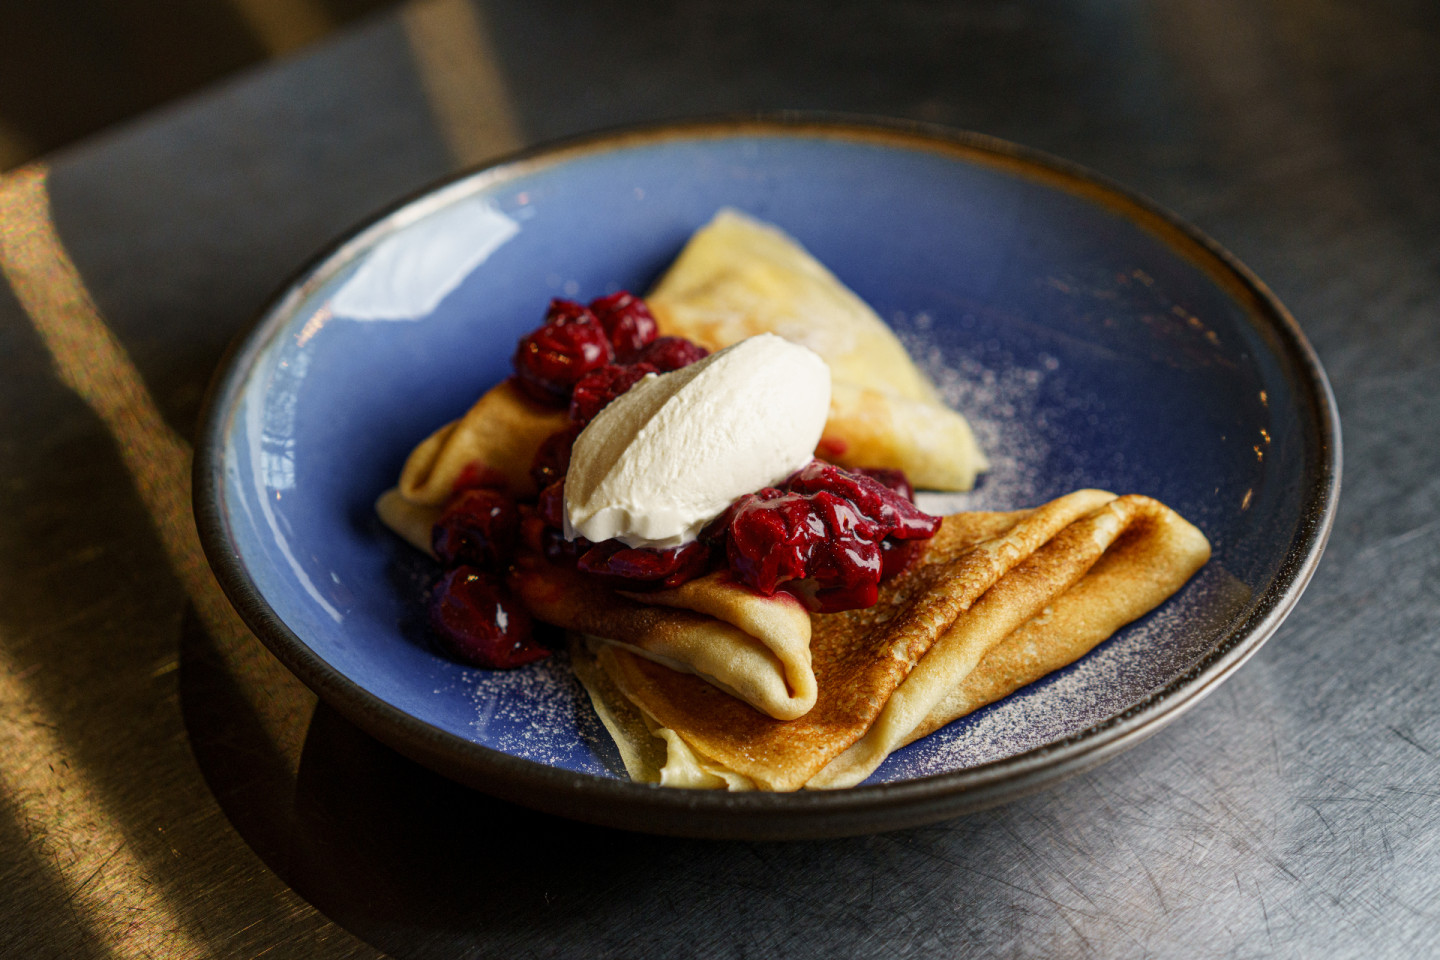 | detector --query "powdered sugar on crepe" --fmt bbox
[873,563,1249,781]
